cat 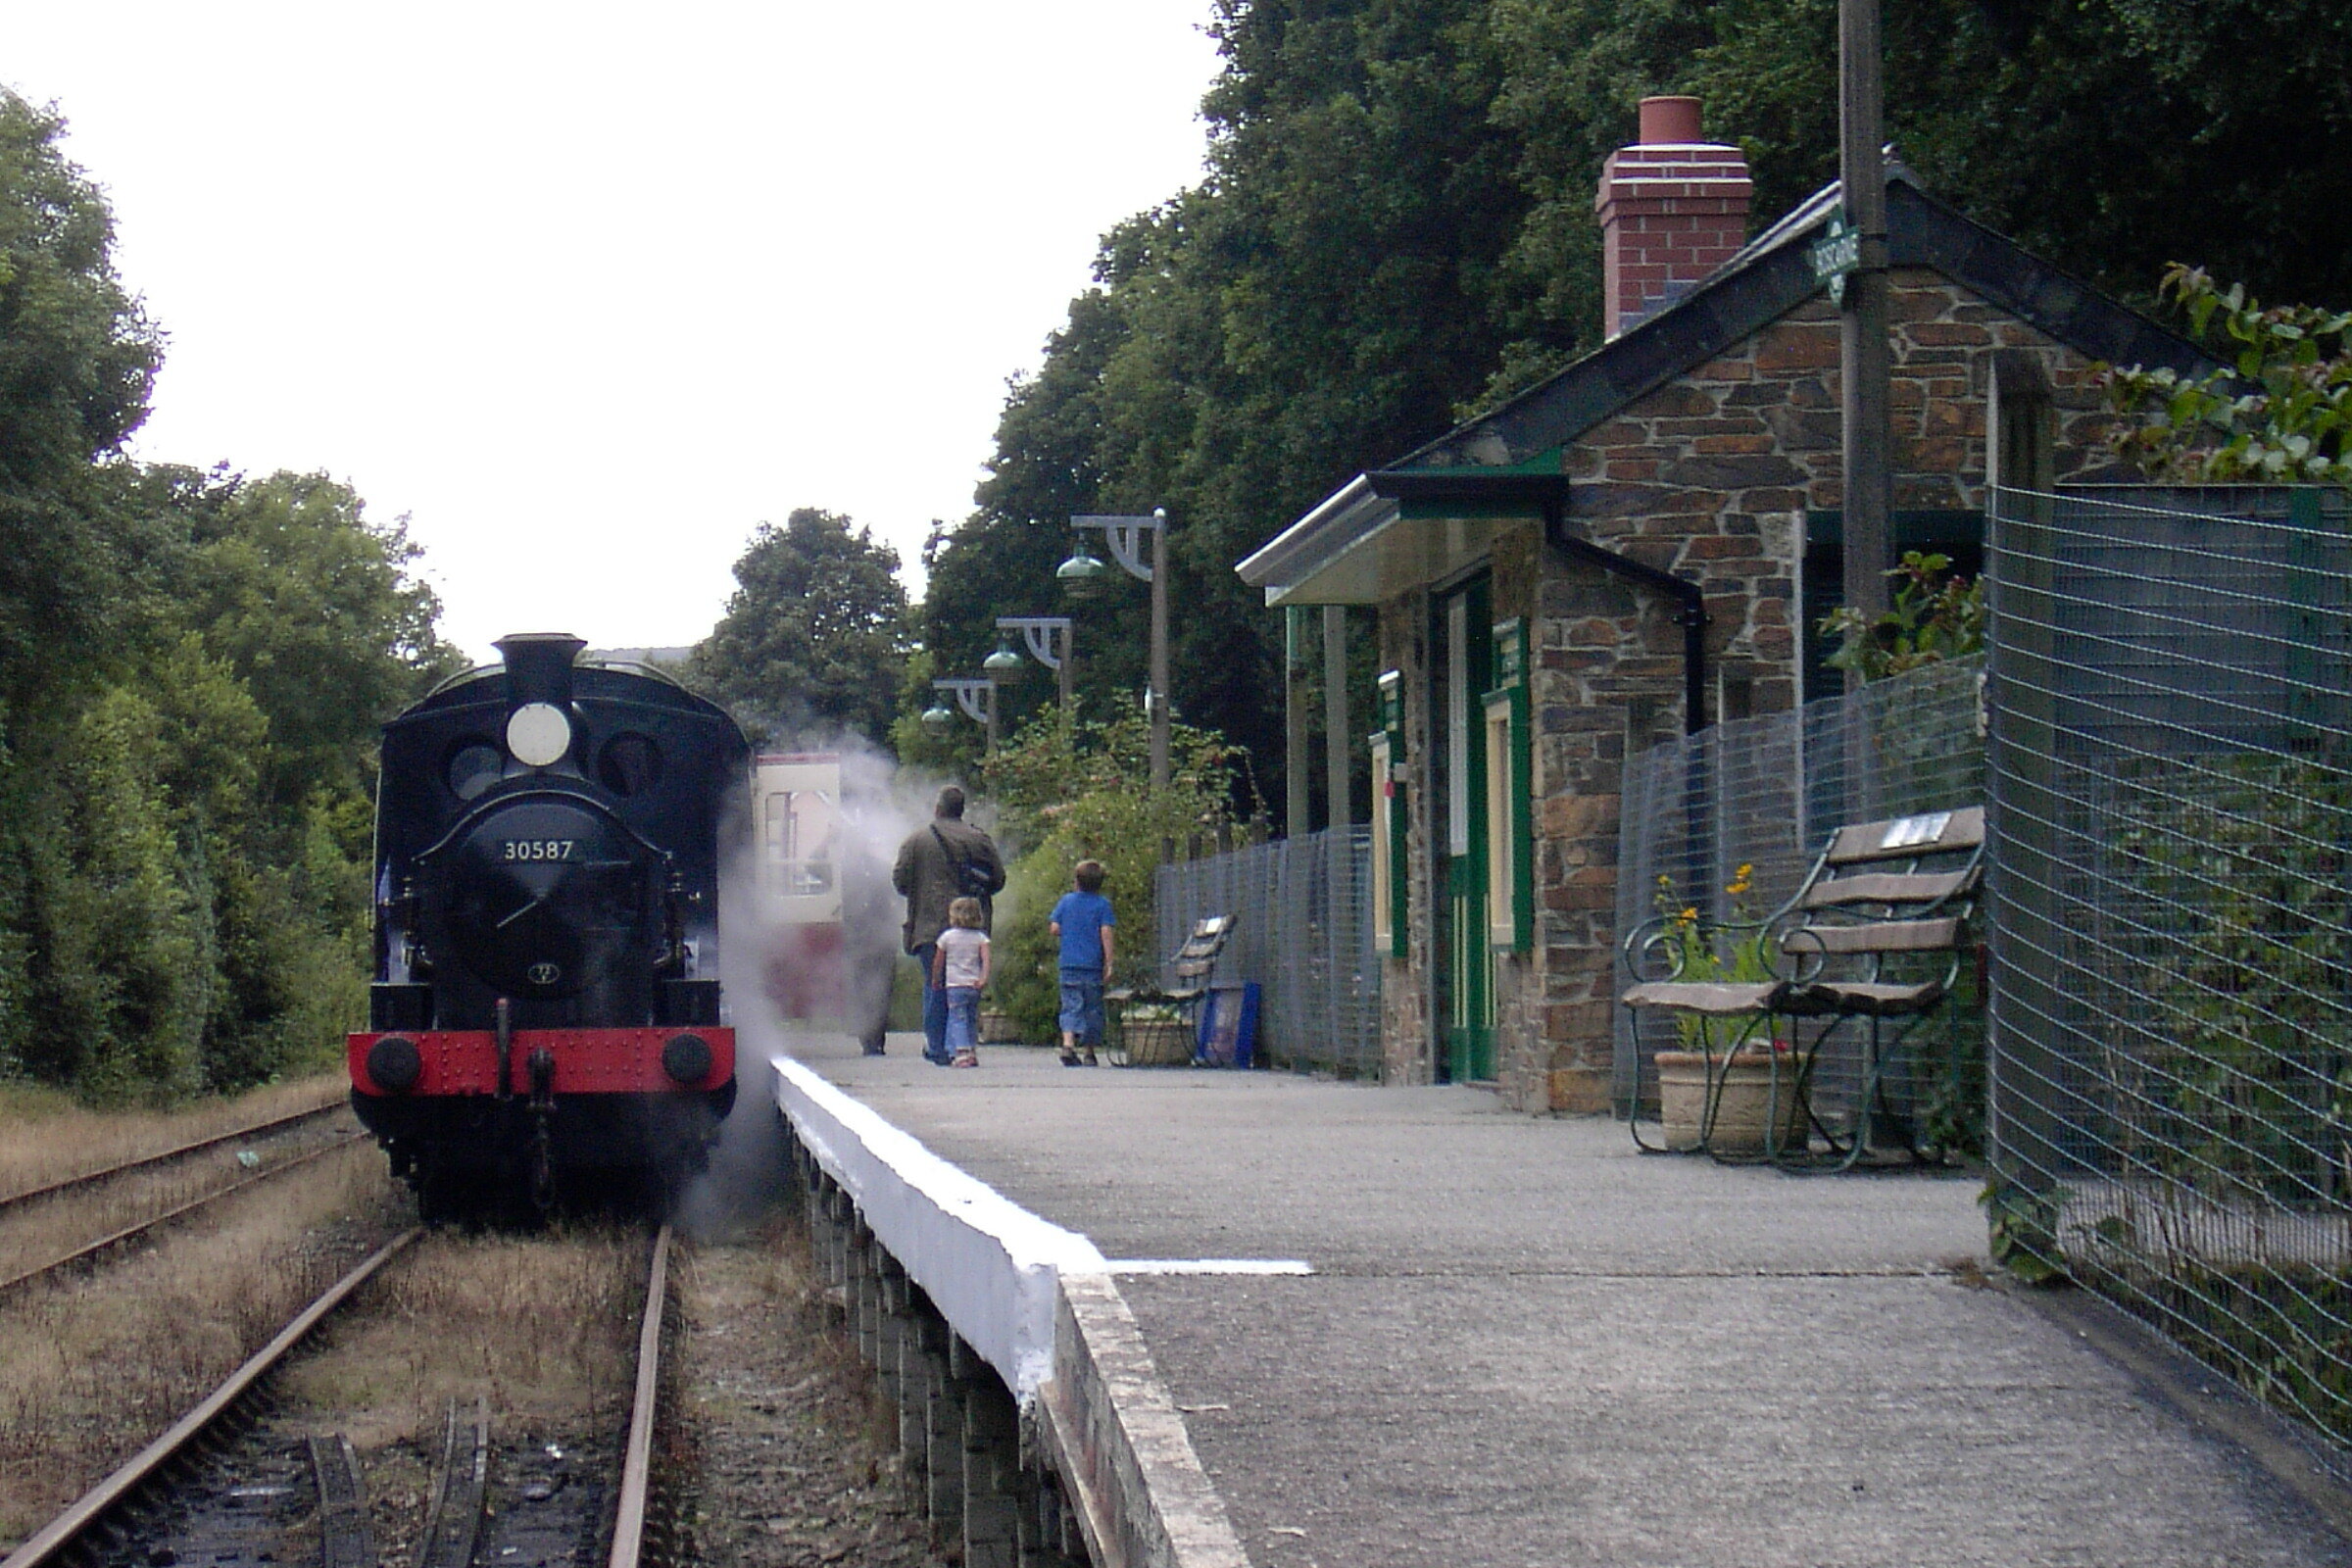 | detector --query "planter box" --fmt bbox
[978,1008,1022,1045]
[1655,1049,1807,1153]
[1120,1018,1196,1068]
